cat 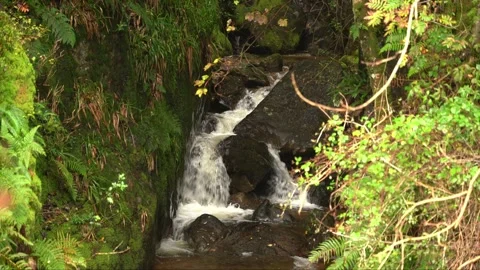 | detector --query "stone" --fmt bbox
[233,59,343,155]
[184,214,229,252]
[252,199,294,223]
[219,135,273,193]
